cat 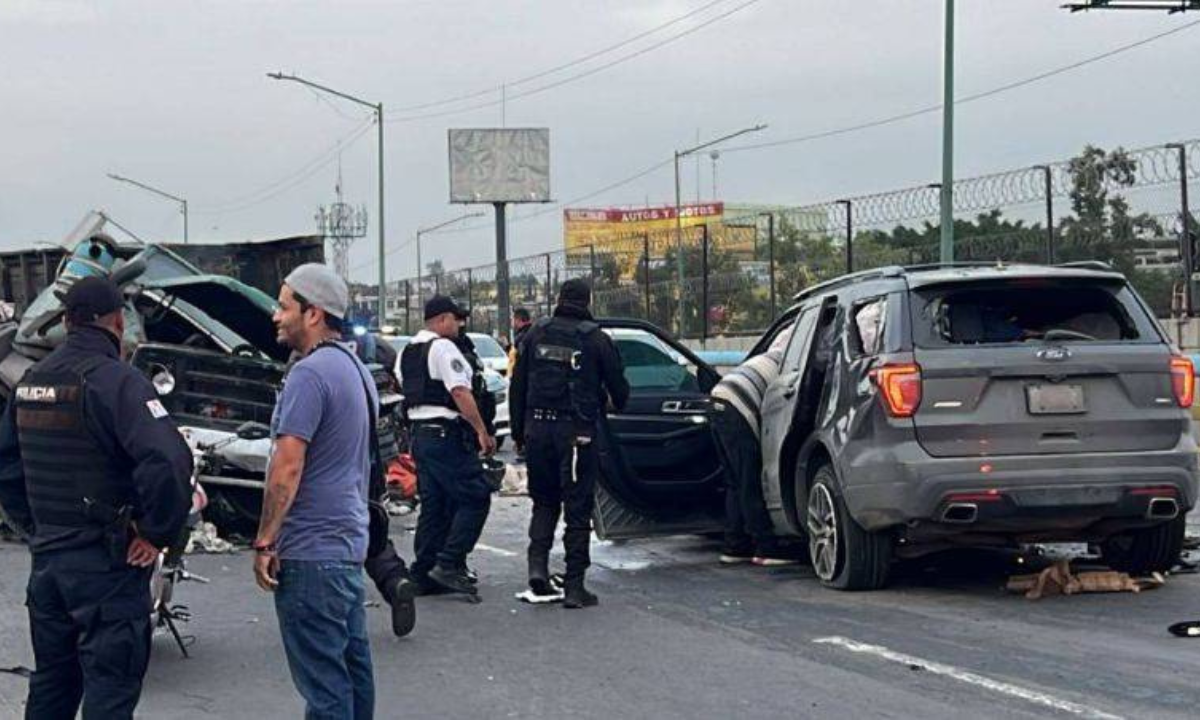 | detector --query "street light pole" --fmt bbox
[106,173,188,243]
[673,123,767,336]
[415,211,485,303]
[268,72,387,323]
[940,0,956,263]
